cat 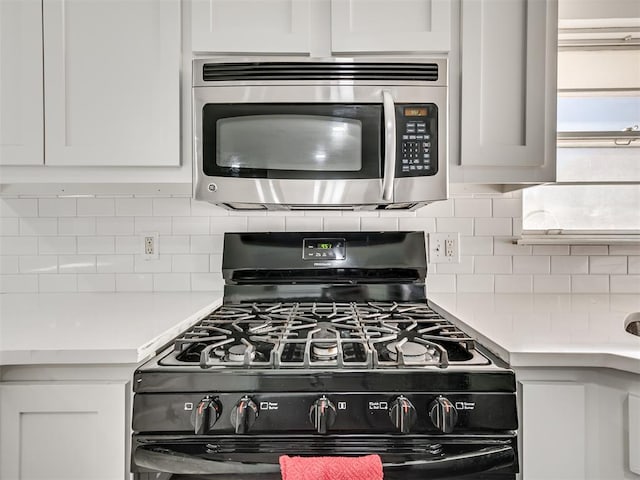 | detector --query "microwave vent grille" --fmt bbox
[202,62,439,82]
